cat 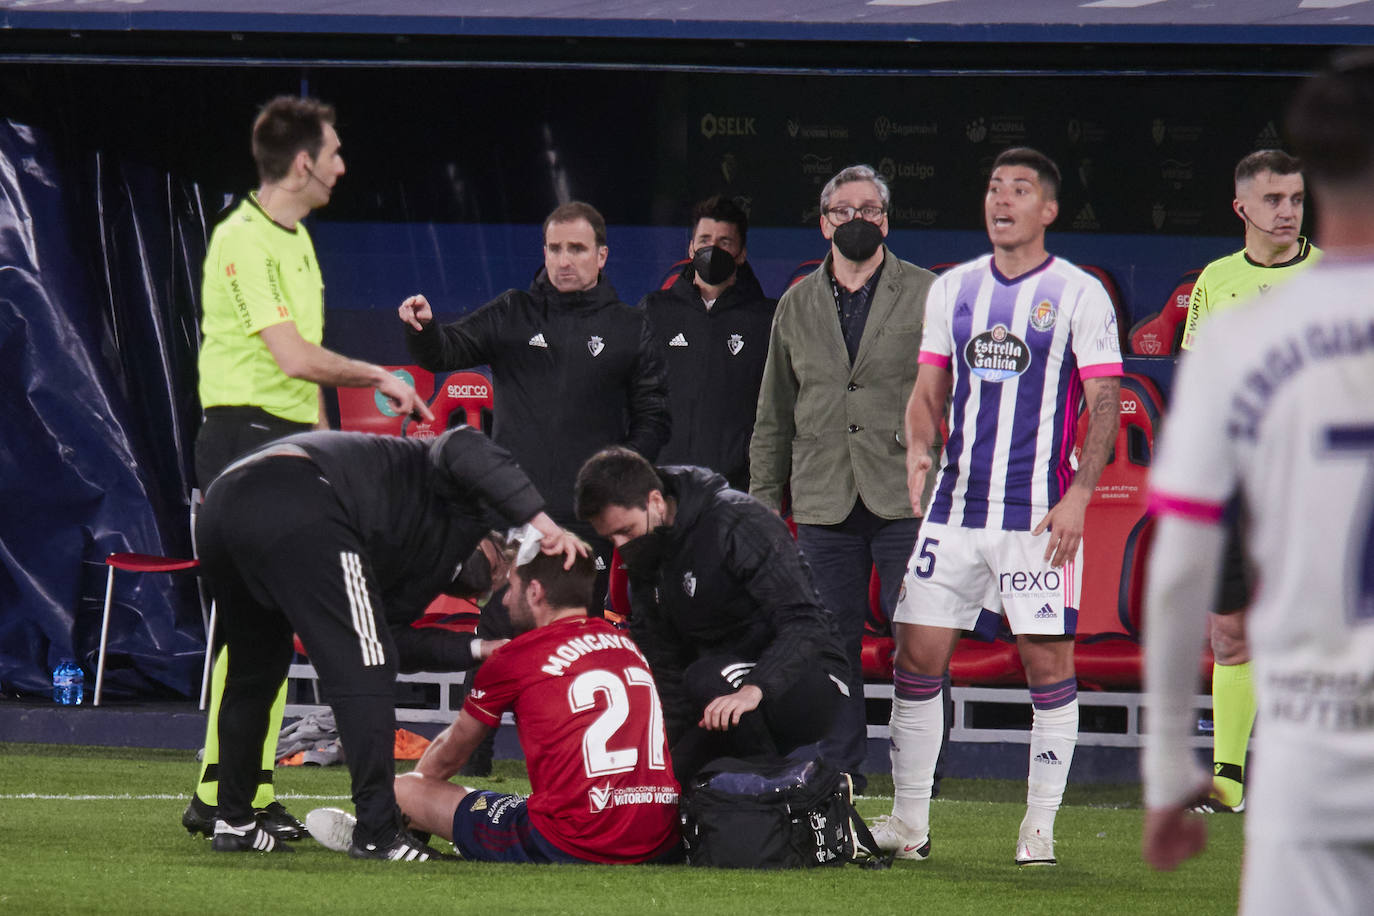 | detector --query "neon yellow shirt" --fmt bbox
[1182,237,1320,350]
[197,195,324,423]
